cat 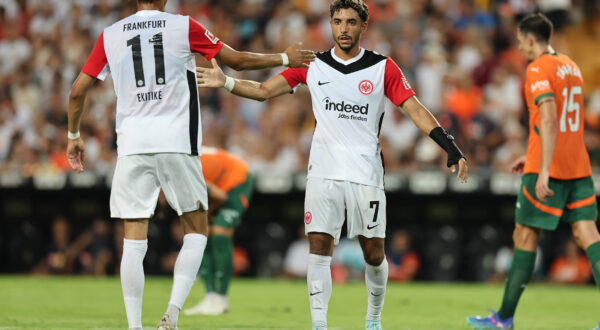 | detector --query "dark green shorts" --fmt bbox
[212,174,254,229]
[515,173,597,230]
